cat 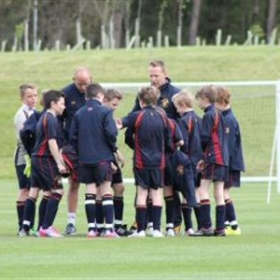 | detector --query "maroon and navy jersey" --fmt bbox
[32,111,60,157]
[179,110,203,165]
[201,105,228,166]
[222,108,245,171]
[123,106,169,169]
